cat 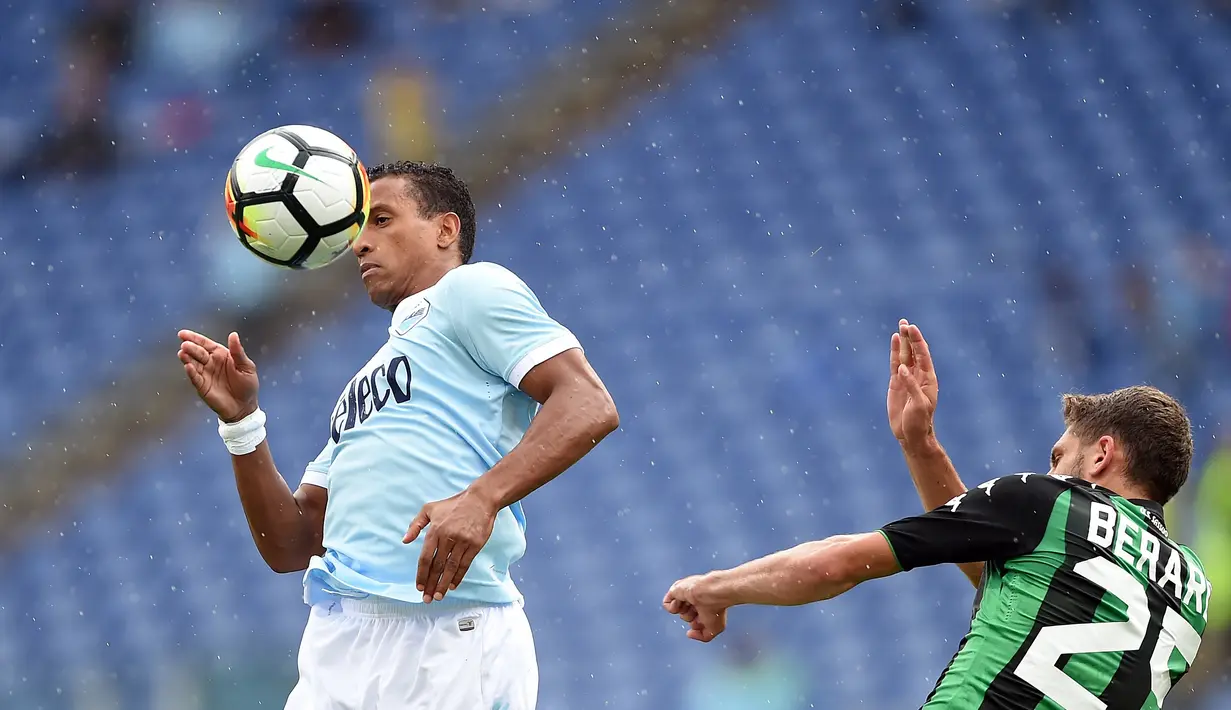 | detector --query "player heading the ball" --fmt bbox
[181,158,619,710]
